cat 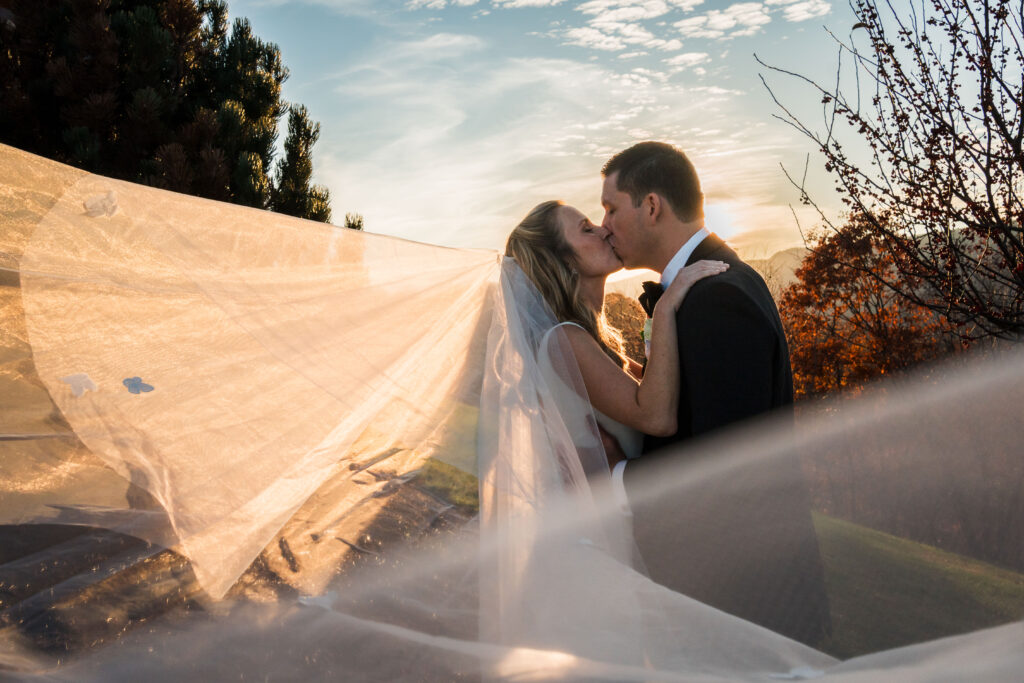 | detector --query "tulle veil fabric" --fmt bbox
[5,151,497,599]
[1,144,1022,680]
